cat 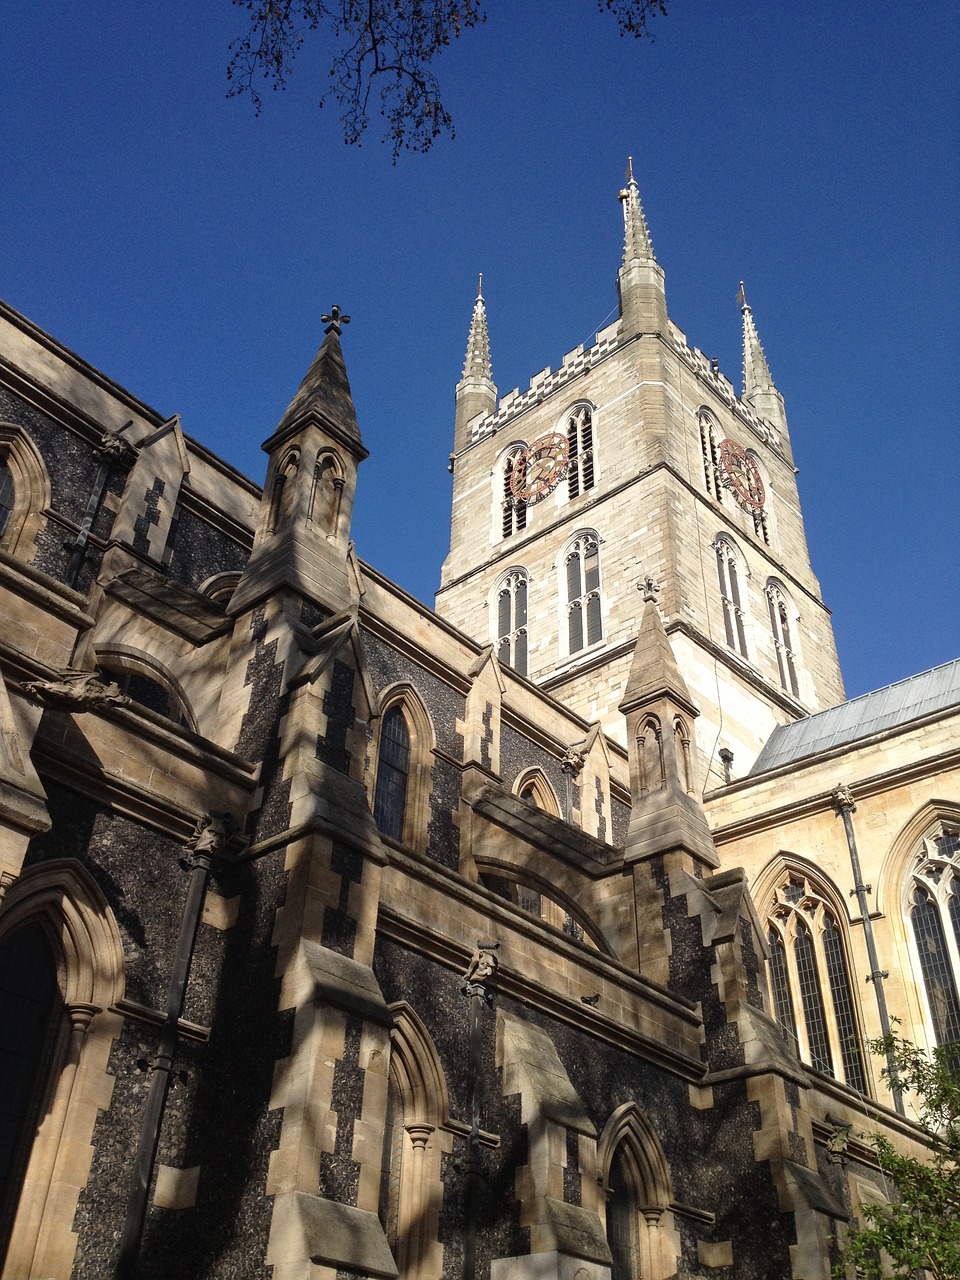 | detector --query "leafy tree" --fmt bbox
[838,1033,960,1280]
[227,1,670,157]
